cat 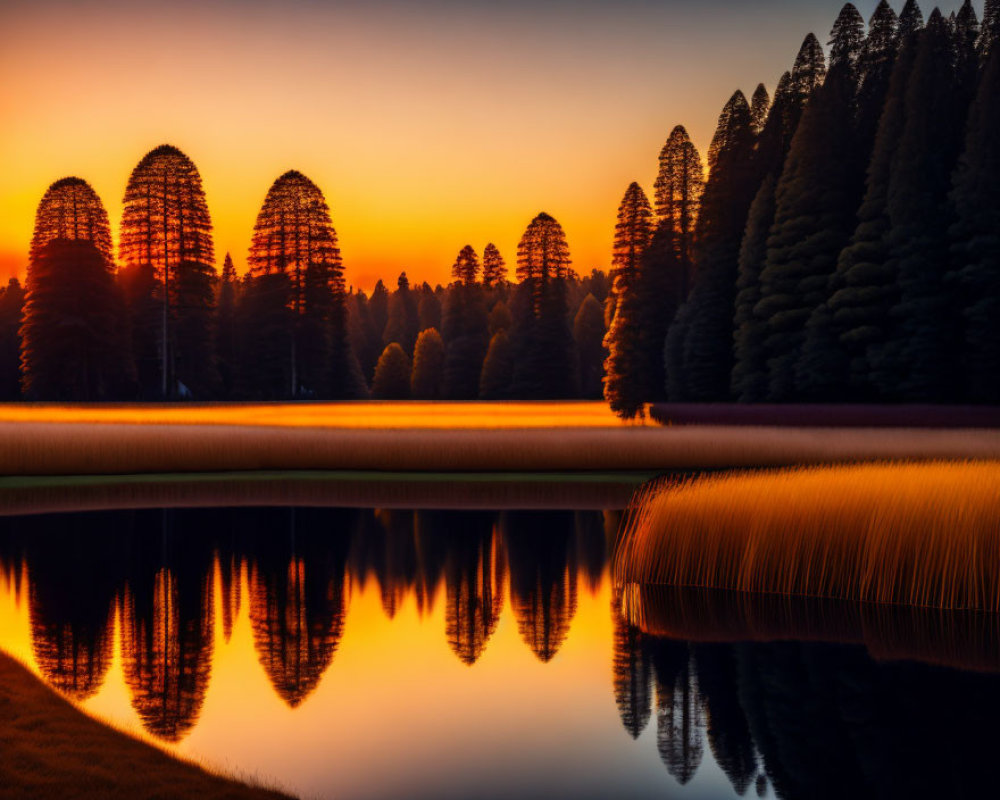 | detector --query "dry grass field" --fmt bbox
[0,403,999,476]
[615,461,1000,612]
